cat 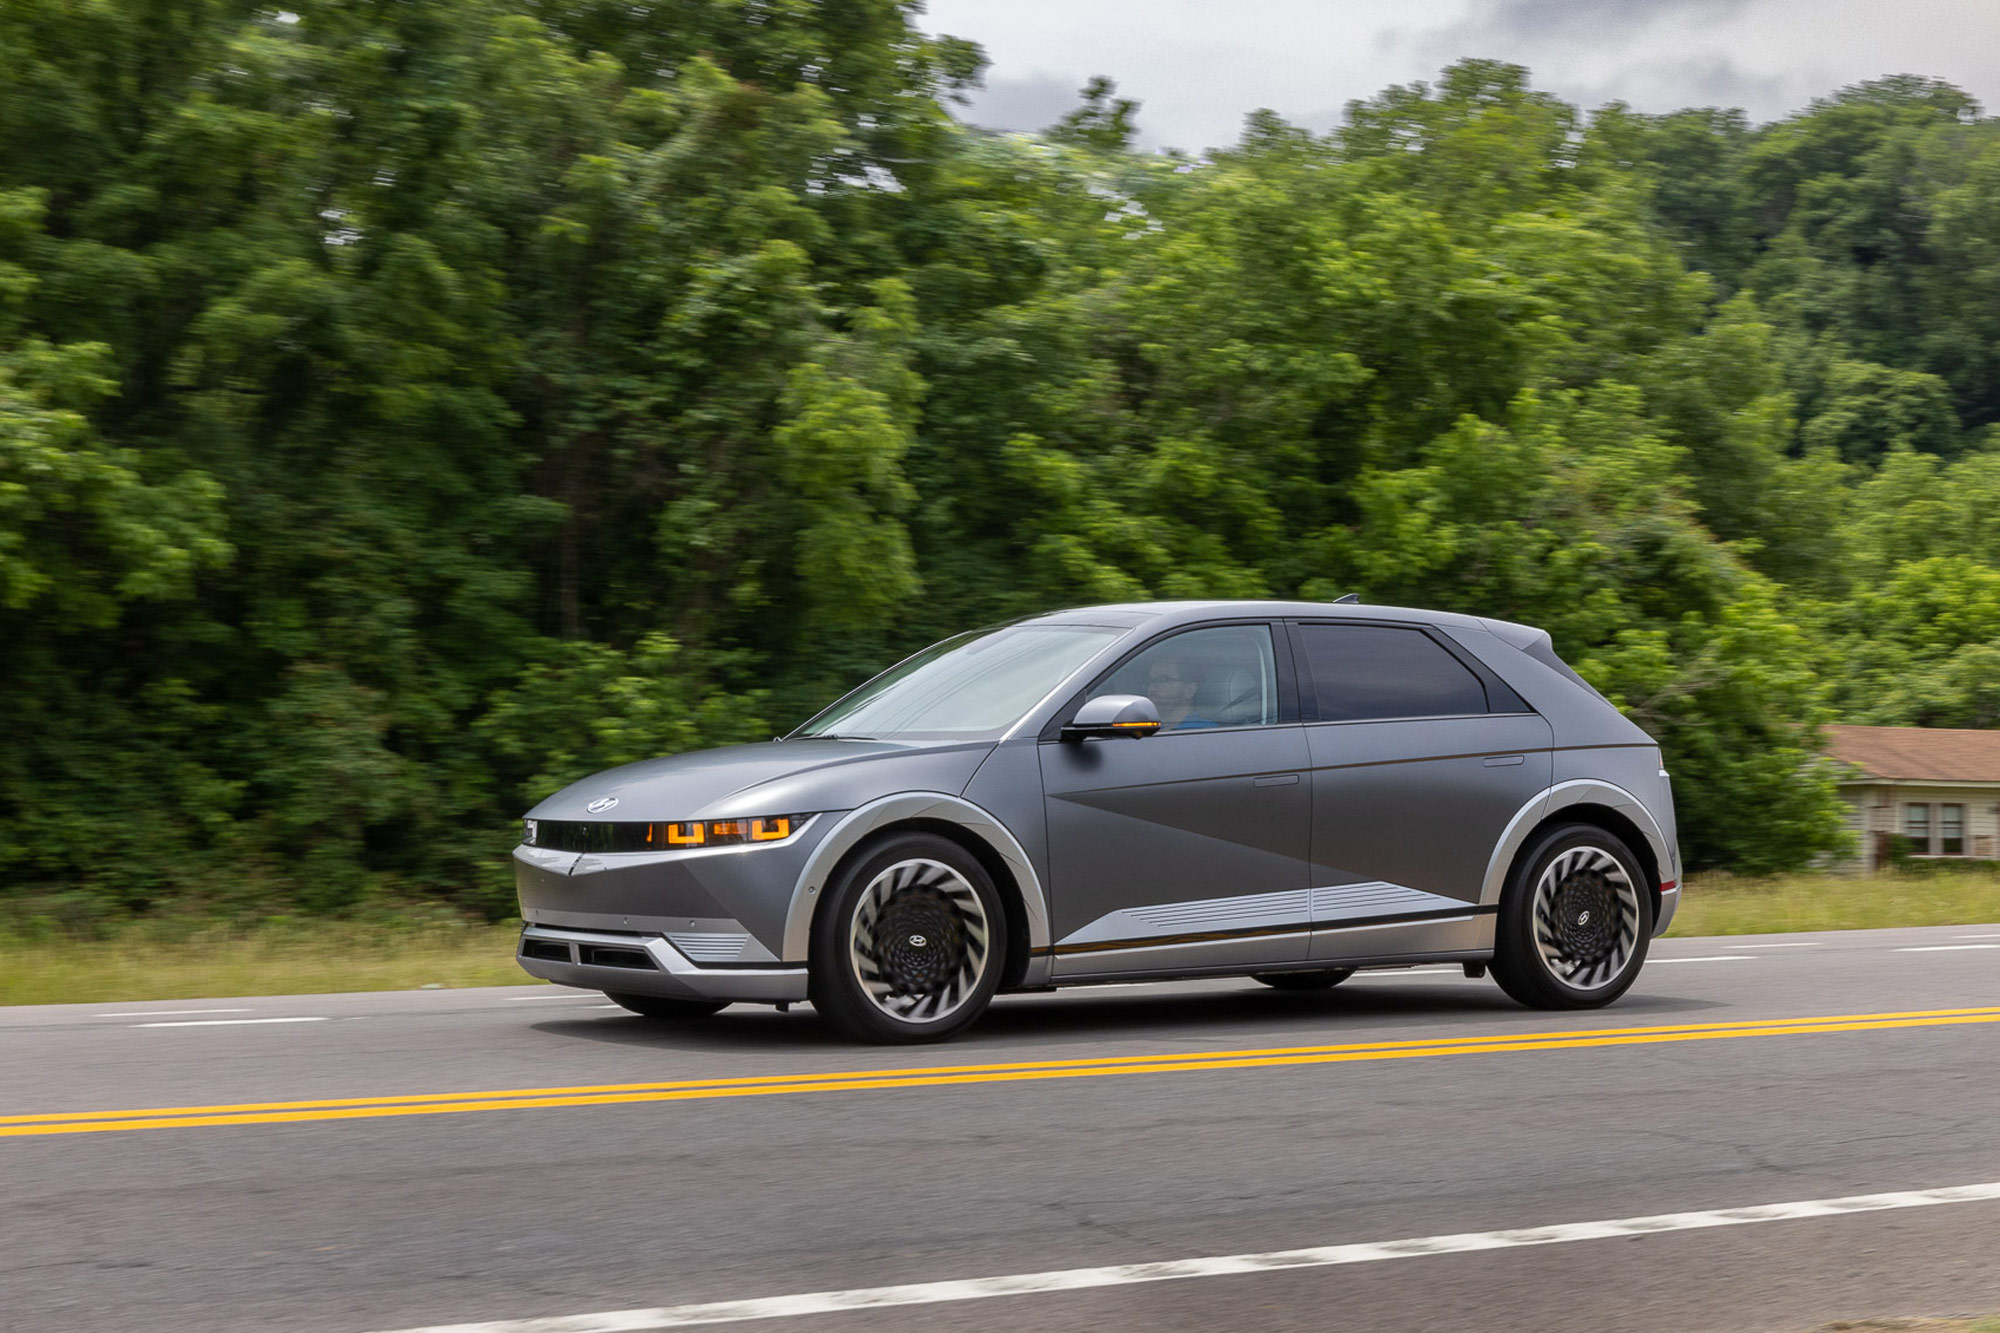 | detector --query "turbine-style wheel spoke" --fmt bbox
[846,858,992,1025]
[1530,844,1639,992]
